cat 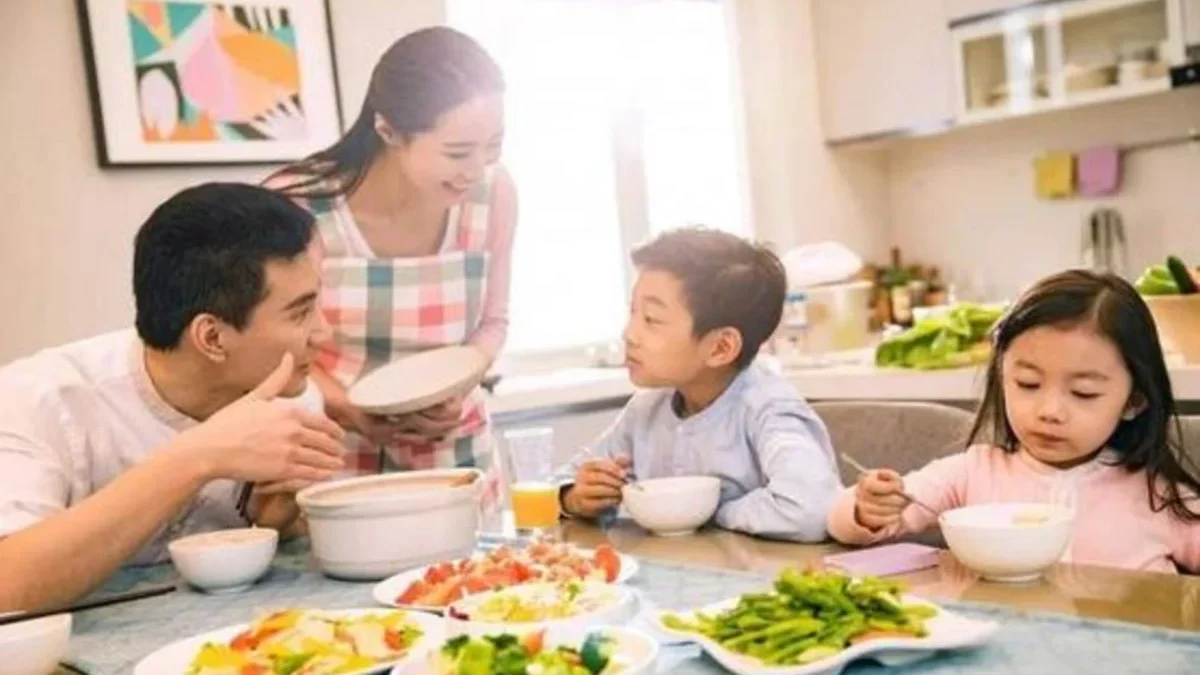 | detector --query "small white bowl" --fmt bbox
[0,613,72,675]
[940,502,1074,583]
[621,476,721,536]
[444,582,638,639]
[167,527,278,594]
[297,468,483,580]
